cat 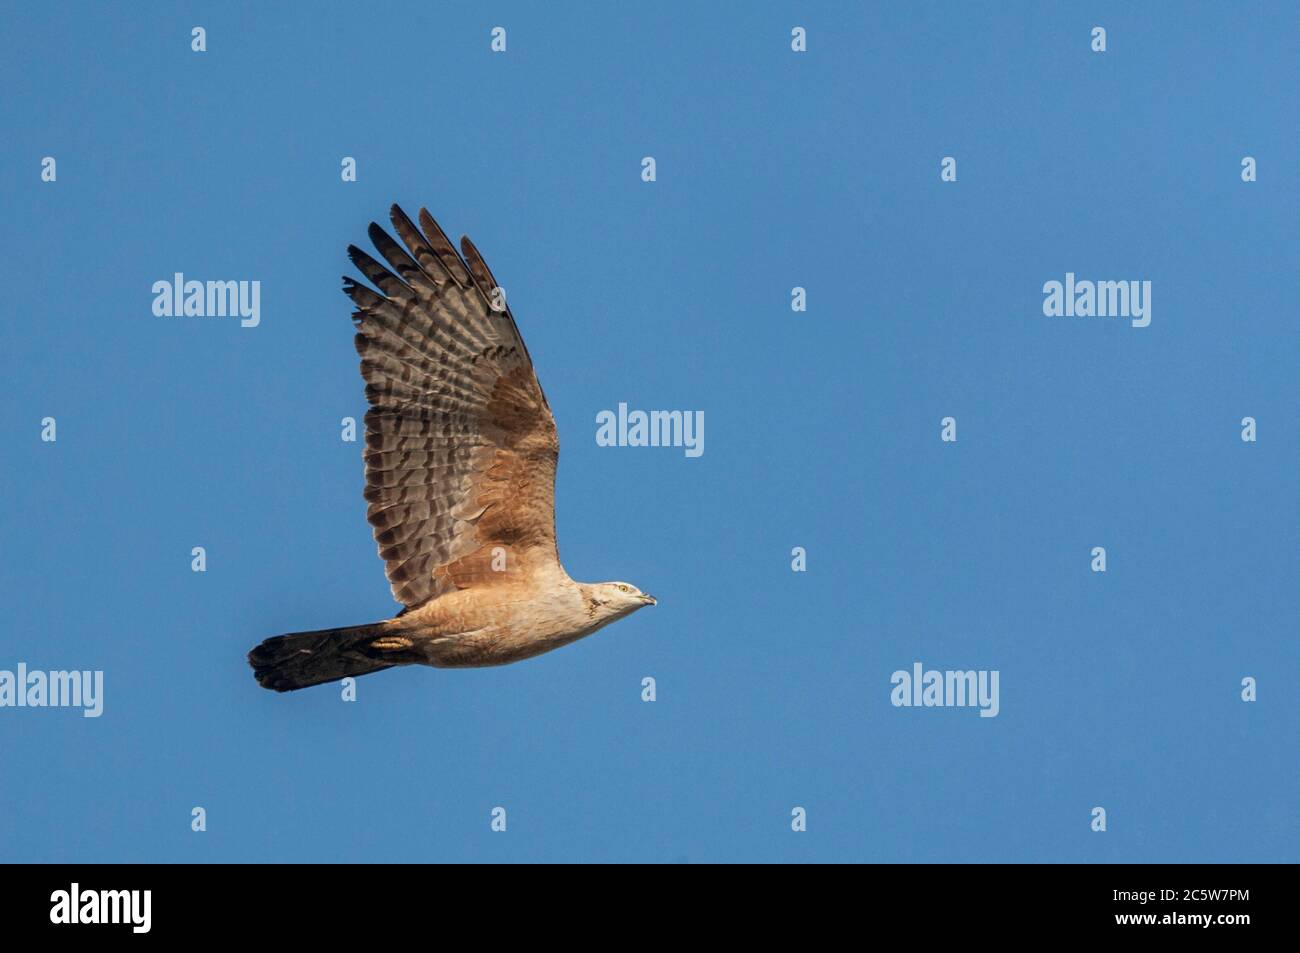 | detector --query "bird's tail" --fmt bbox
[248,622,409,692]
